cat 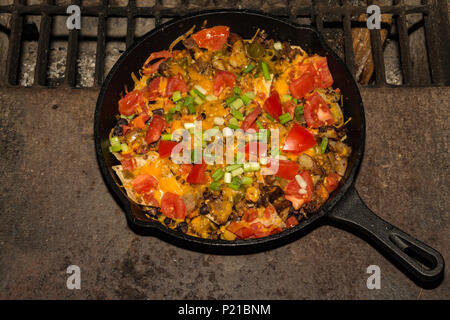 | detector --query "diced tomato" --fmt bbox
[121,154,135,171]
[263,91,283,121]
[158,140,178,158]
[132,113,149,129]
[284,170,314,209]
[227,221,242,234]
[266,159,299,180]
[191,26,230,51]
[289,72,315,99]
[324,173,341,193]
[179,164,193,175]
[186,162,208,184]
[144,77,164,100]
[284,195,306,211]
[165,74,187,97]
[234,227,255,239]
[304,92,335,128]
[118,90,146,116]
[131,174,158,194]
[145,115,167,144]
[241,105,262,131]
[142,50,173,75]
[243,208,258,222]
[161,192,186,219]
[213,71,236,96]
[143,192,159,207]
[286,216,299,228]
[283,100,297,118]
[282,123,317,154]
[312,56,333,88]
[122,125,131,136]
